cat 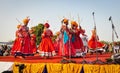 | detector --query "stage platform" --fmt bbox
[0,53,111,63]
[1,53,120,73]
